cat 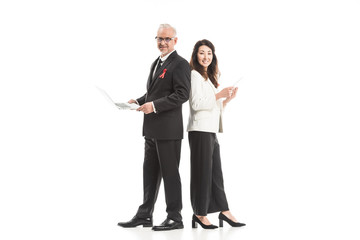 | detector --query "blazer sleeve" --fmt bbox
[152,59,191,113]
[190,70,217,111]
[136,94,146,105]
